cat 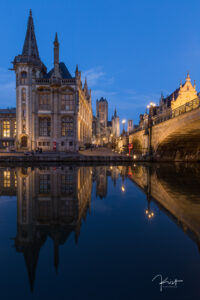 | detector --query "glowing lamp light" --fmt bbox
[133,155,137,159]
[122,119,126,124]
[121,185,125,192]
